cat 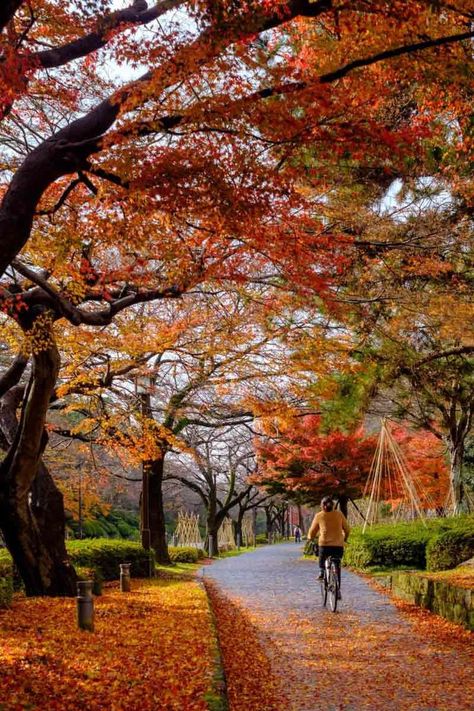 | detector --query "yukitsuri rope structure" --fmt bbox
[241,515,255,547]
[174,511,203,548]
[362,419,439,532]
[217,517,236,550]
